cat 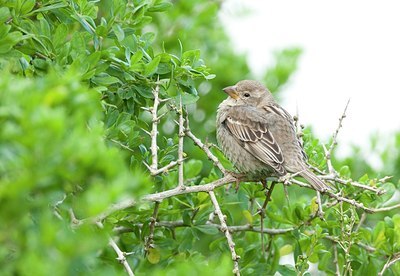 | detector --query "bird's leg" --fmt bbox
[234,177,241,193]
[261,179,268,190]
